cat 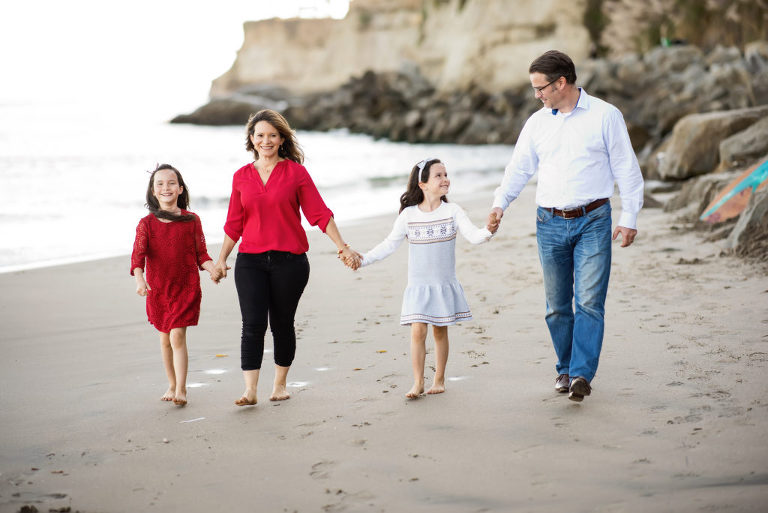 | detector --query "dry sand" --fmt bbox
[1,186,767,513]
